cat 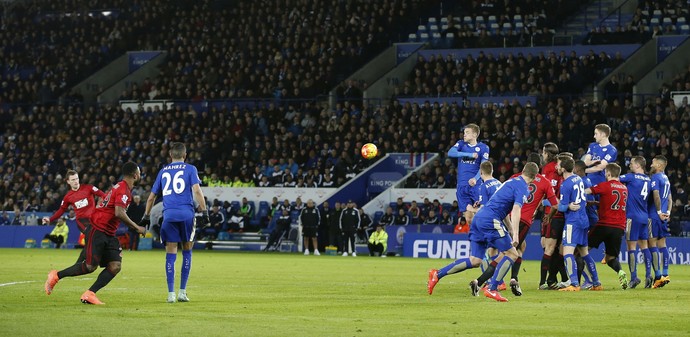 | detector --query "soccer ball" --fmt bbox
[361,143,378,159]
